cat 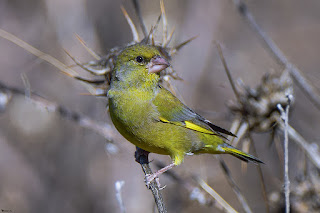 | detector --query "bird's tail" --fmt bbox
[221,145,264,164]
